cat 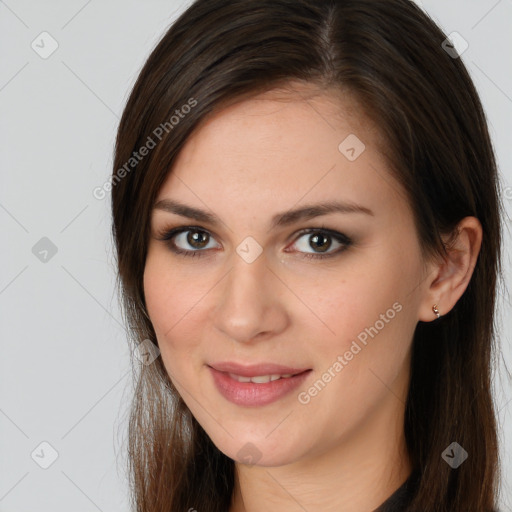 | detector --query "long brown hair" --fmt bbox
[111,0,504,510]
